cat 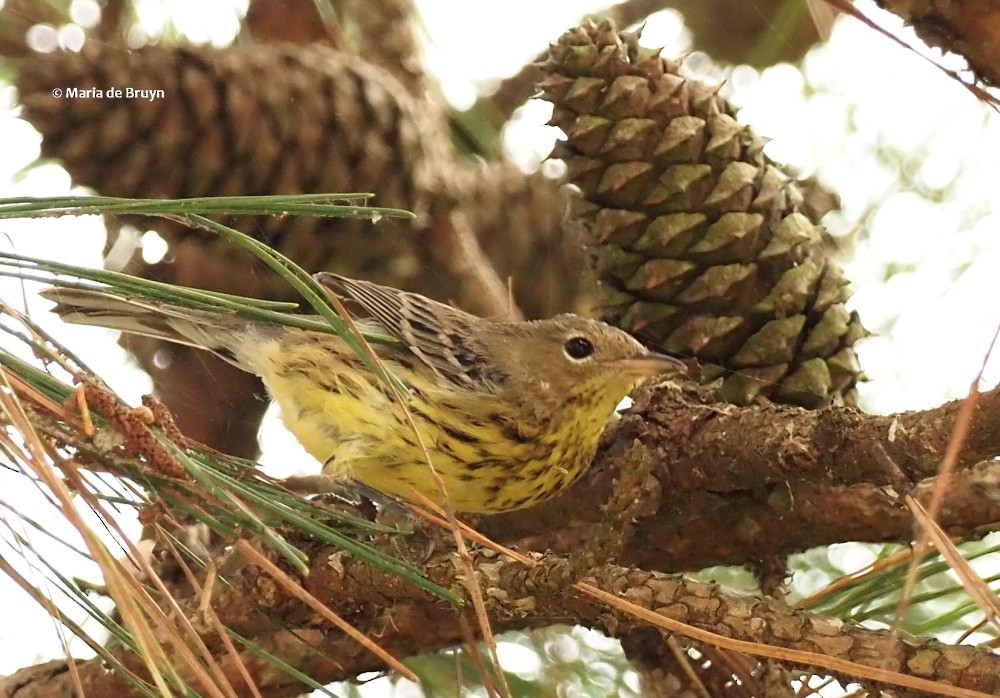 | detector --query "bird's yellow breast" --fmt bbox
[253,333,624,513]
